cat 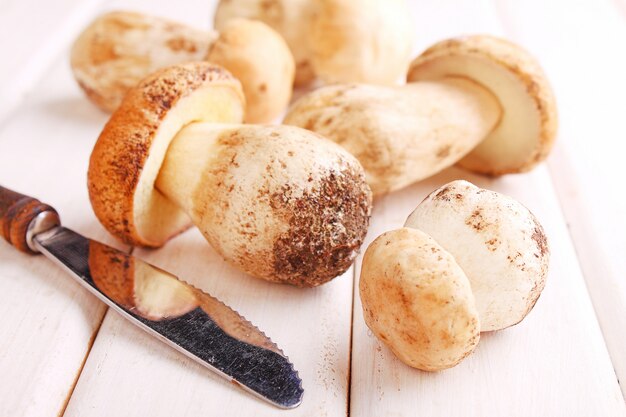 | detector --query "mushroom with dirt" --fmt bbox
[214,0,413,86]
[71,11,294,123]
[284,35,558,195]
[360,180,549,370]
[88,62,372,288]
